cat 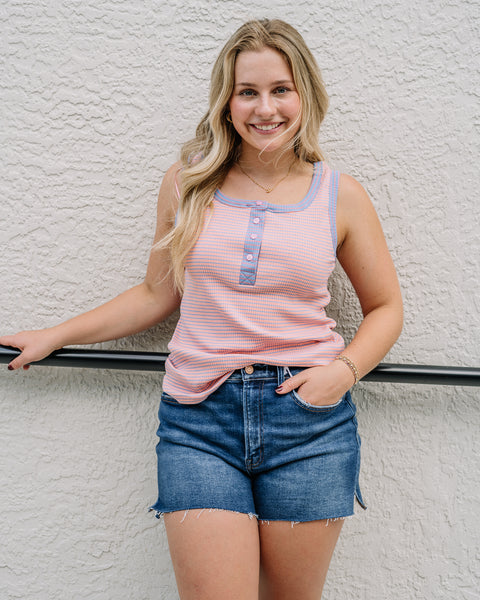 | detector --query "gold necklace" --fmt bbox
[237,160,295,194]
